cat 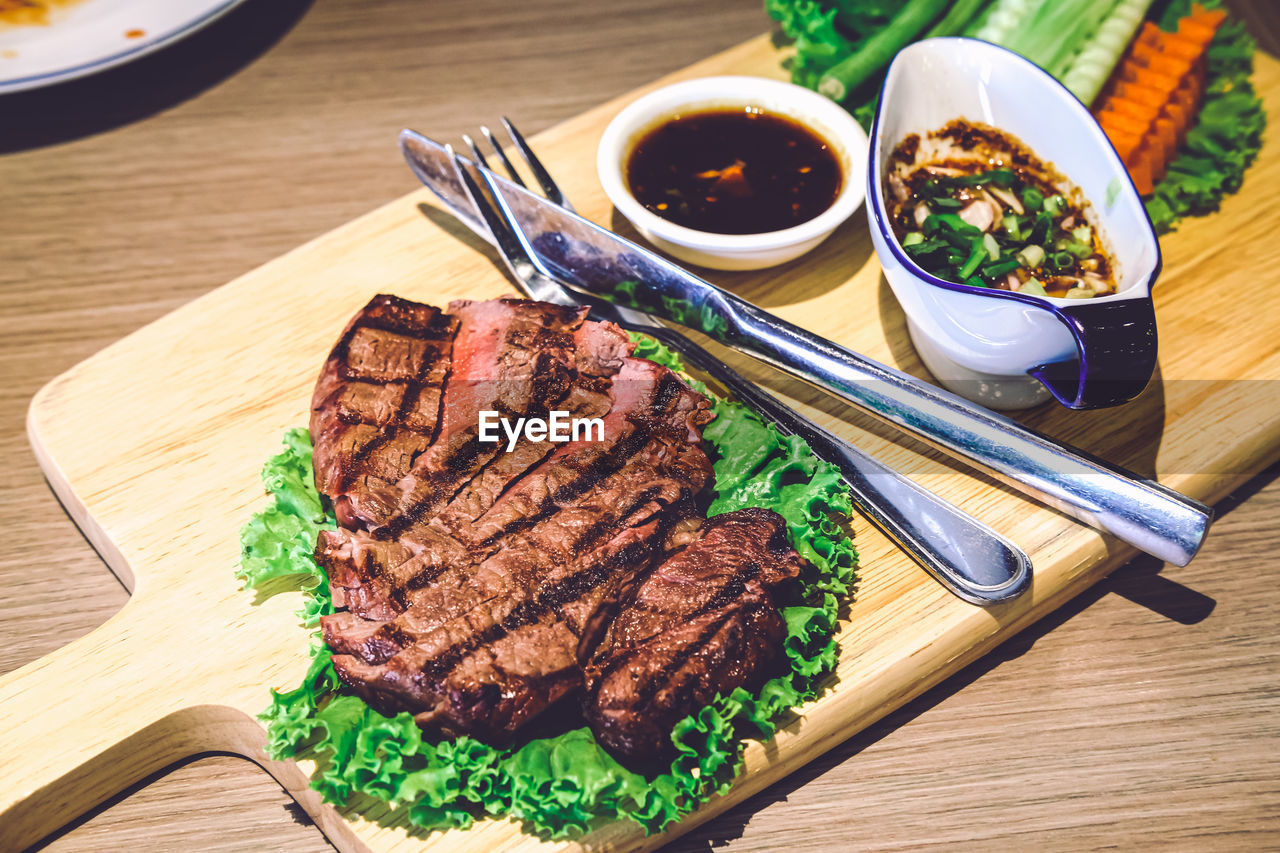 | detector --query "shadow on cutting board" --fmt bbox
[874,271,1170,482]
[666,476,1242,853]
[0,0,314,154]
